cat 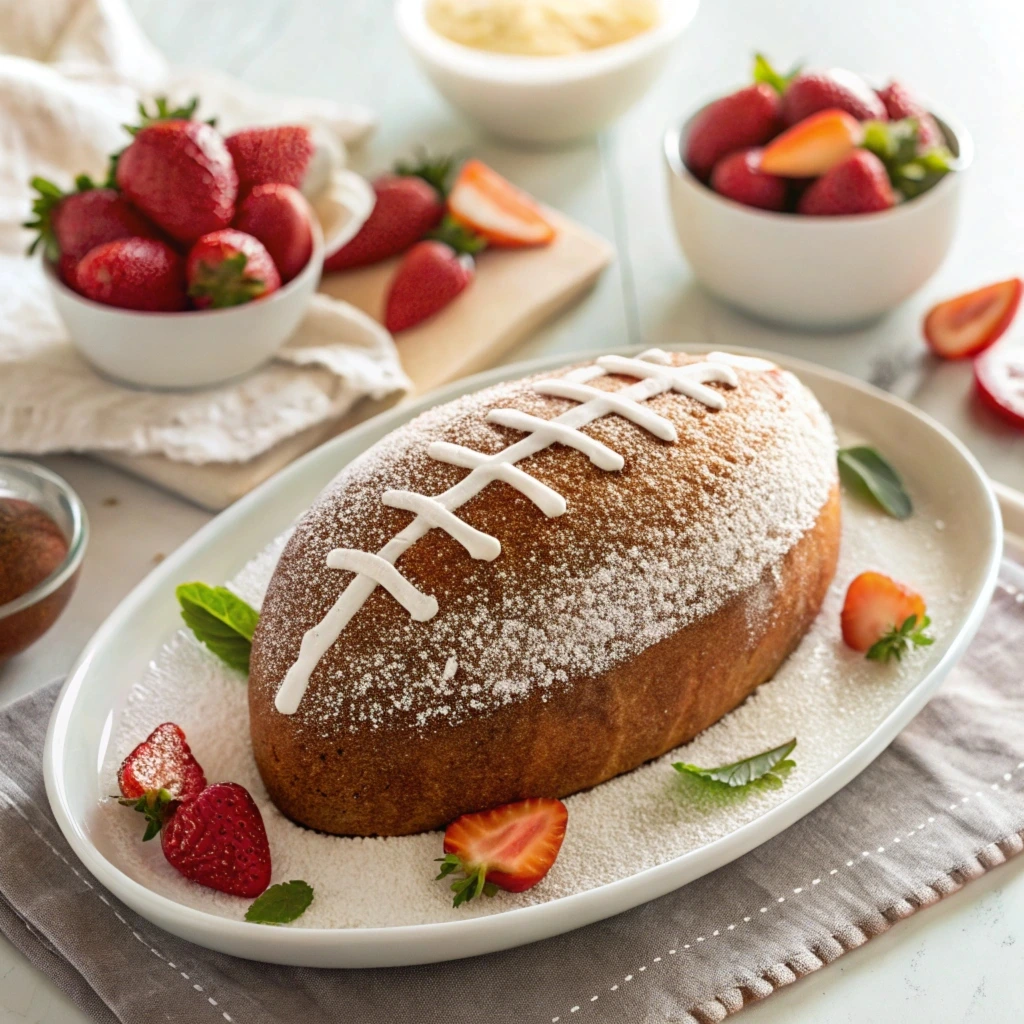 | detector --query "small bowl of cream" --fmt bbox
[396,0,699,145]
